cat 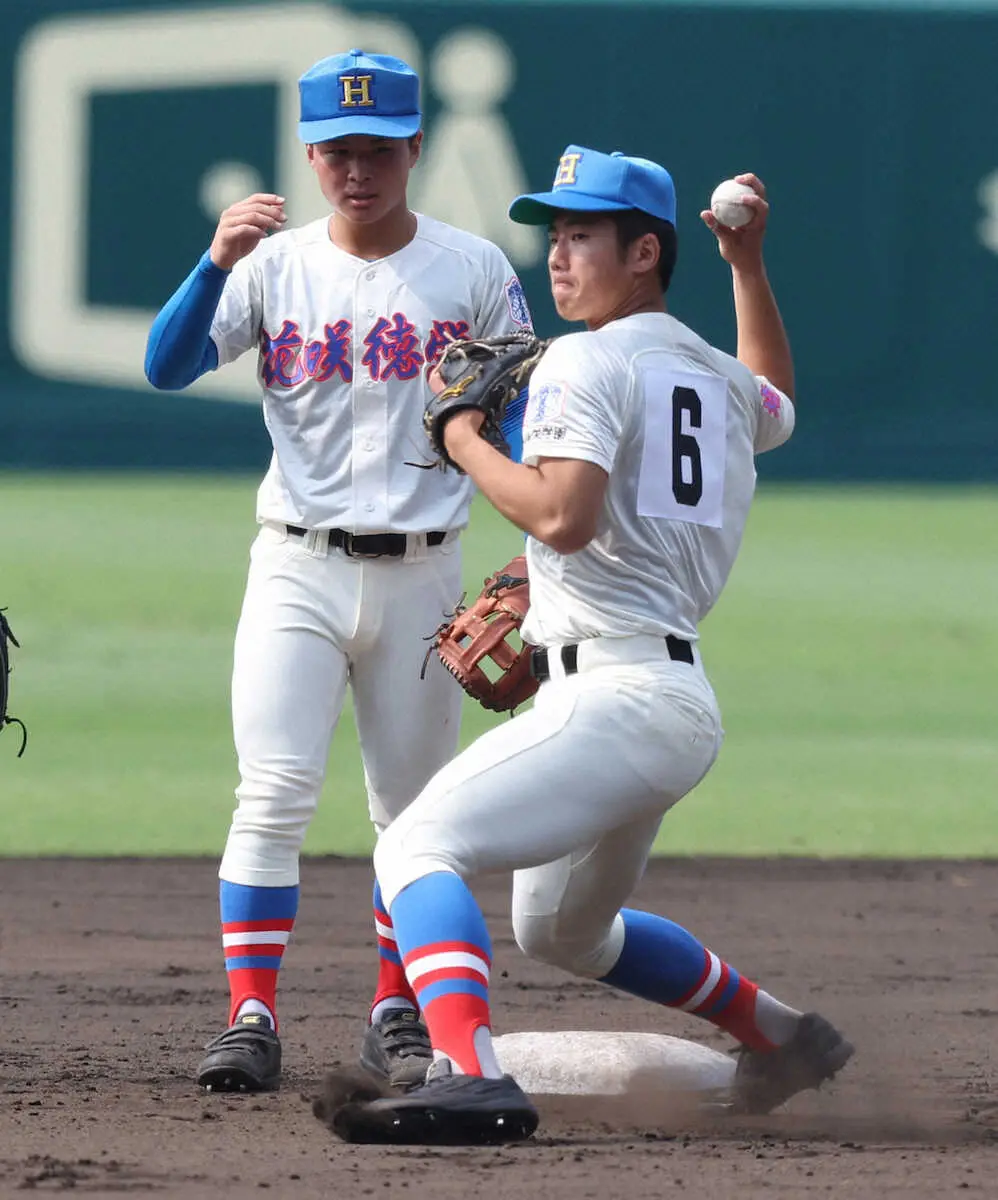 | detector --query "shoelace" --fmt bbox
[380,1017,431,1057]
